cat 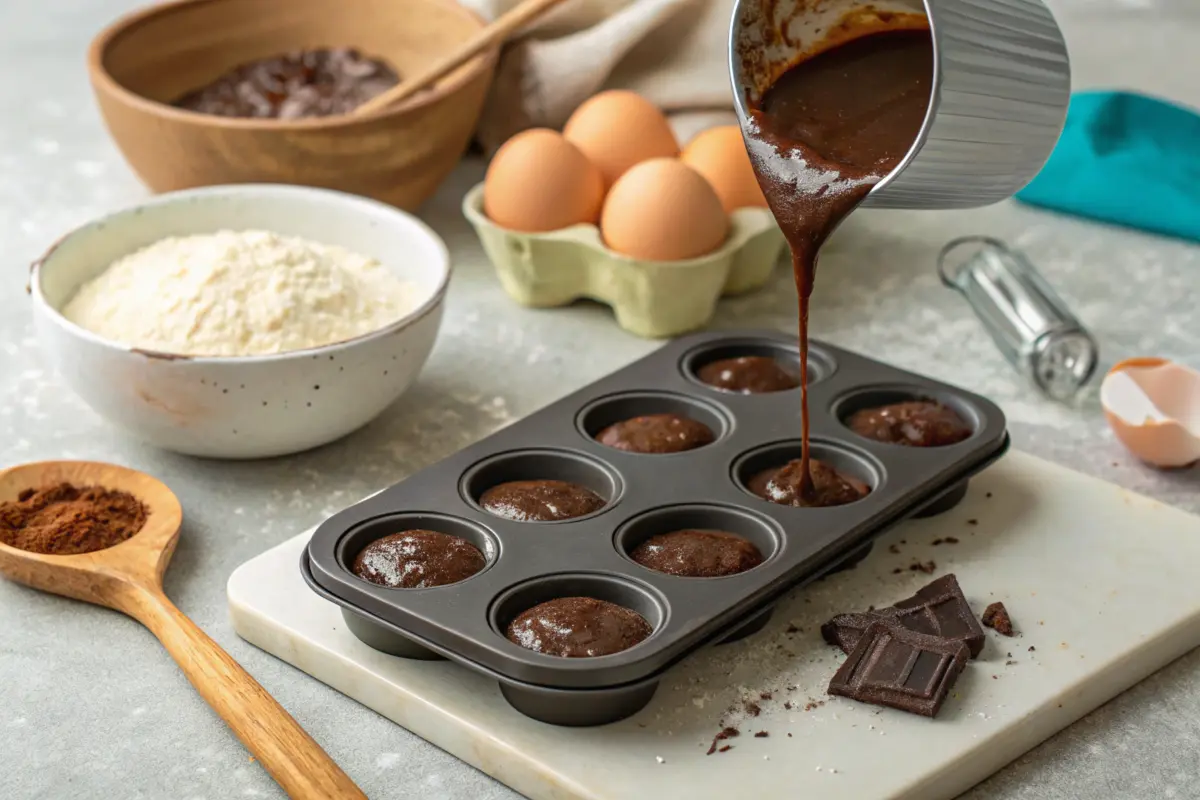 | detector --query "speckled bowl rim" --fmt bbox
[87,0,498,130]
[29,183,451,364]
